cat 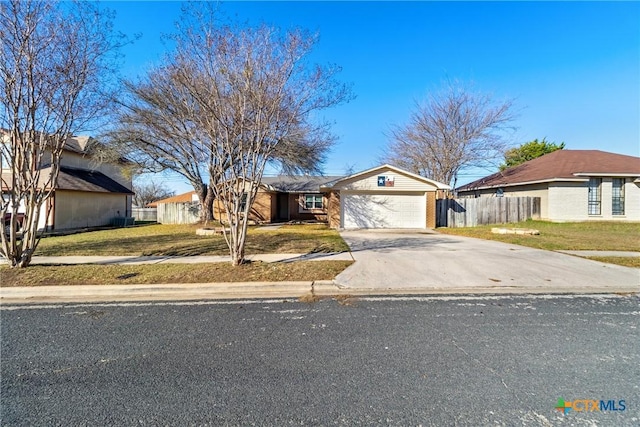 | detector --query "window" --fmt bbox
[612,178,625,215]
[587,178,601,215]
[304,194,323,210]
[239,193,248,211]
